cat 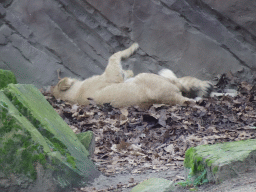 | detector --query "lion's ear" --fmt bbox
[58,78,73,91]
